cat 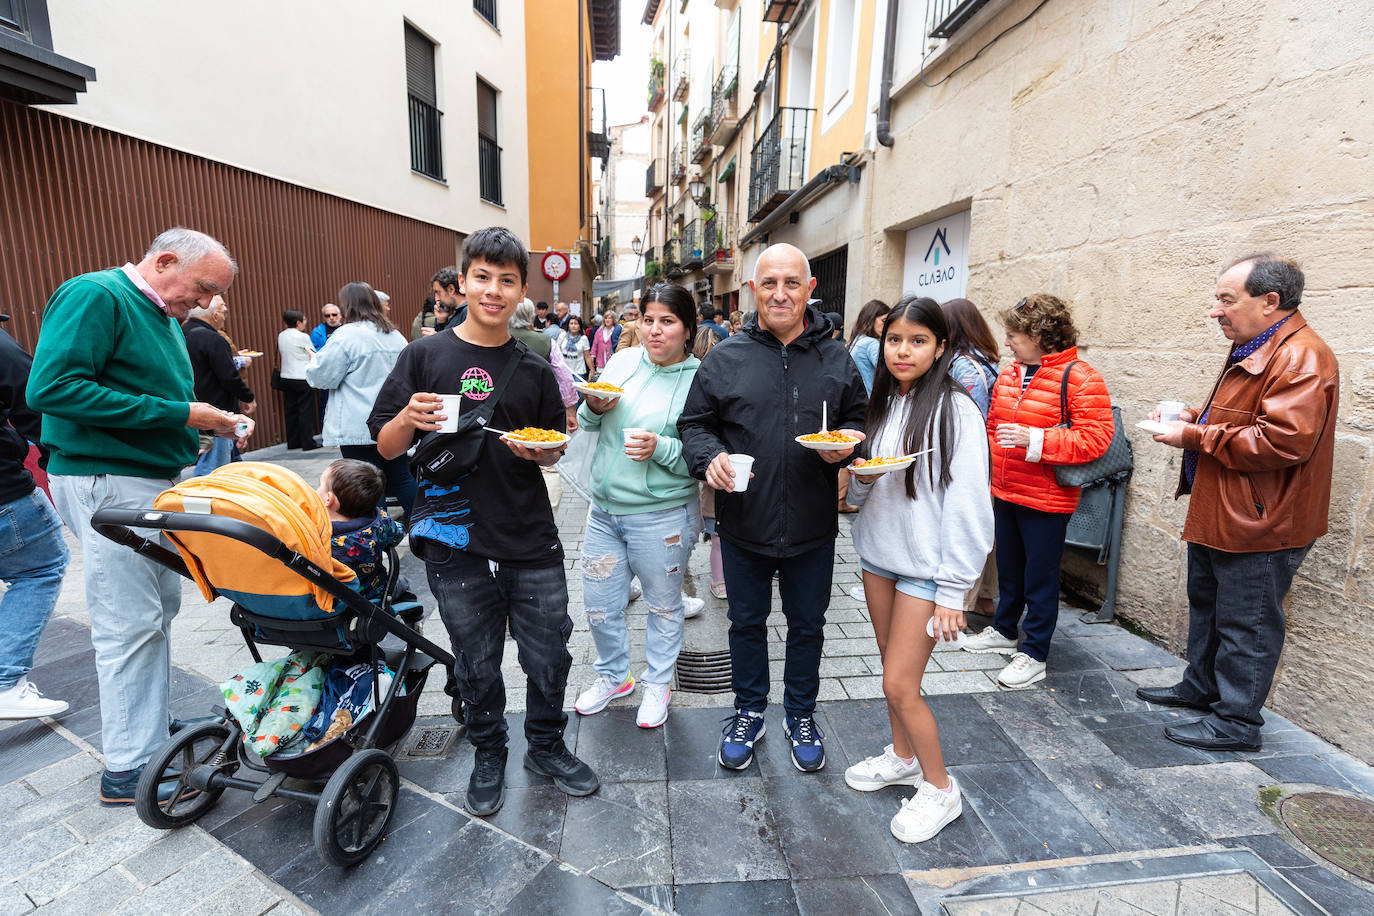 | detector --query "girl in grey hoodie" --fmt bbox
[842,296,994,845]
